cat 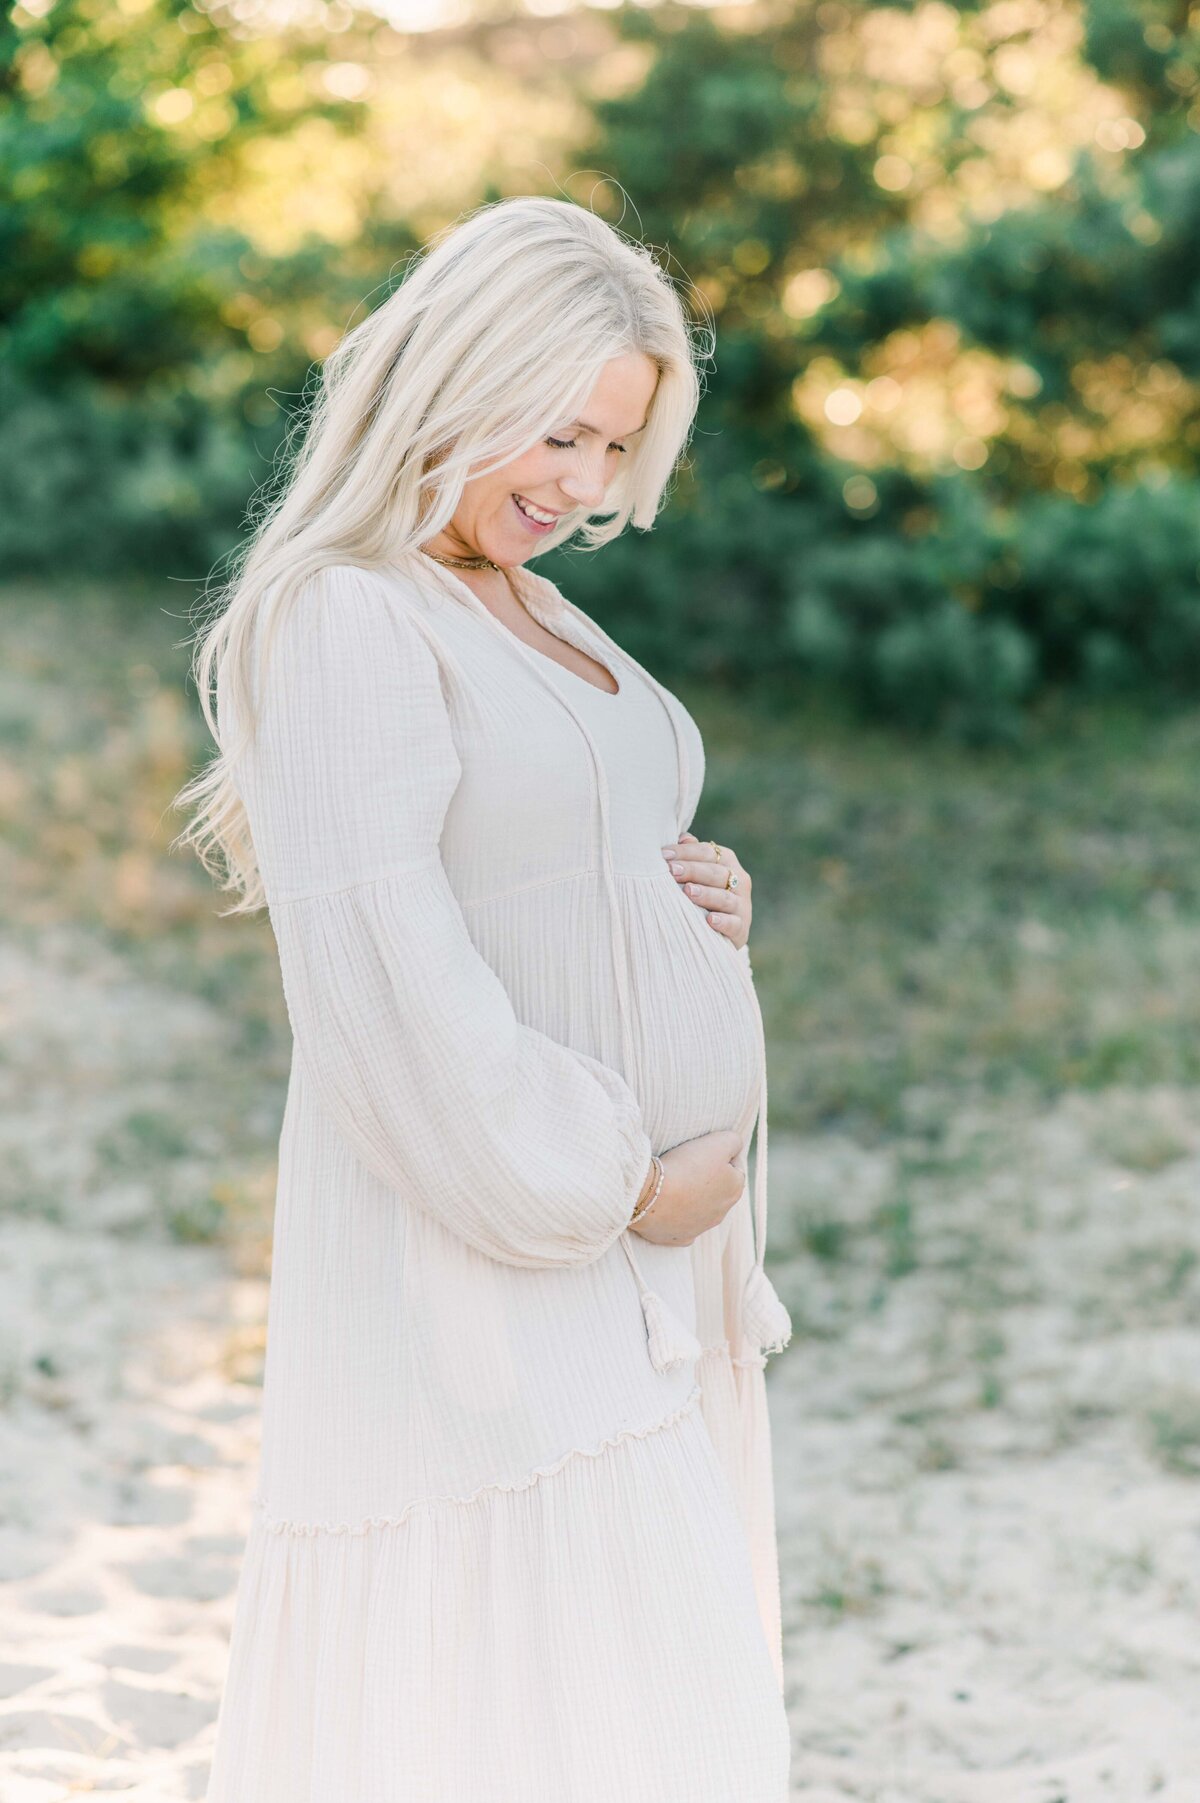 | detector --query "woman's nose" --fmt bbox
[558,457,608,507]
[562,482,605,508]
